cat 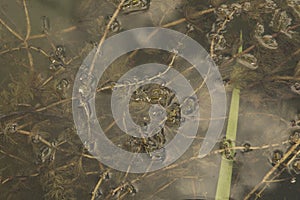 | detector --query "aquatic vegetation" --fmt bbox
[241,142,252,153]
[270,149,284,166]
[289,158,300,175]
[291,82,300,95]
[41,16,51,34]
[0,0,300,199]
[105,15,121,33]
[120,0,150,14]
[236,53,258,70]
[269,9,292,33]
[256,35,279,49]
